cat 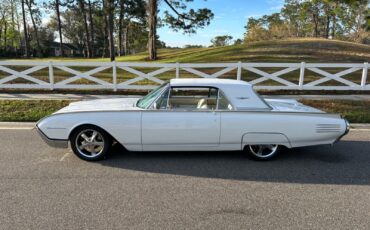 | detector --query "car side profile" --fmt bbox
[36,78,349,161]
